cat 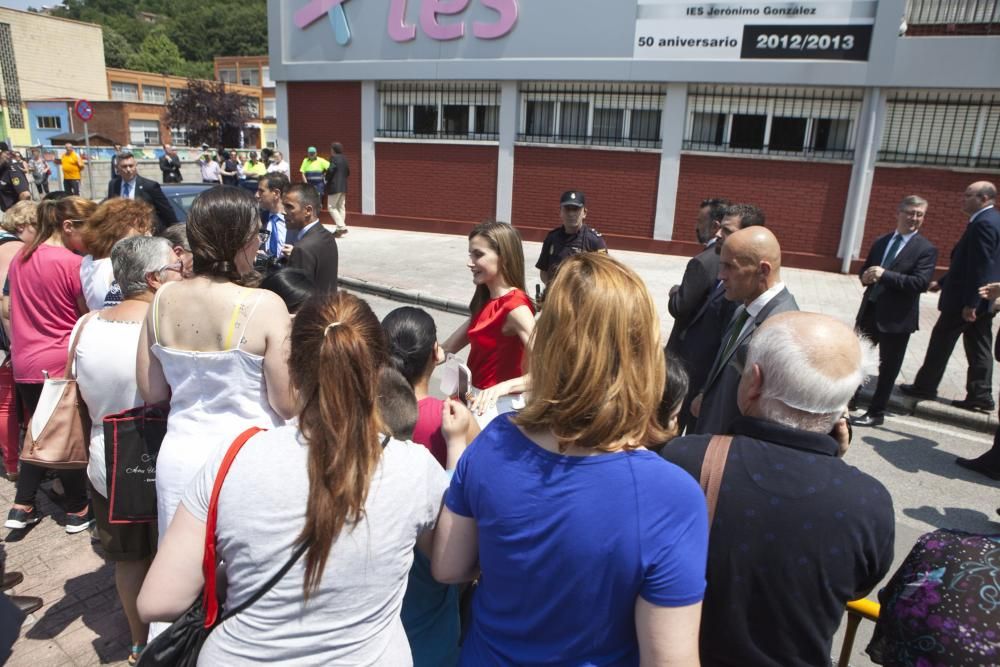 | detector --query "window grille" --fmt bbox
[684,84,862,160]
[378,81,500,140]
[880,90,1000,168]
[905,0,999,34]
[0,24,24,129]
[518,82,666,149]
[170,126,189,146]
